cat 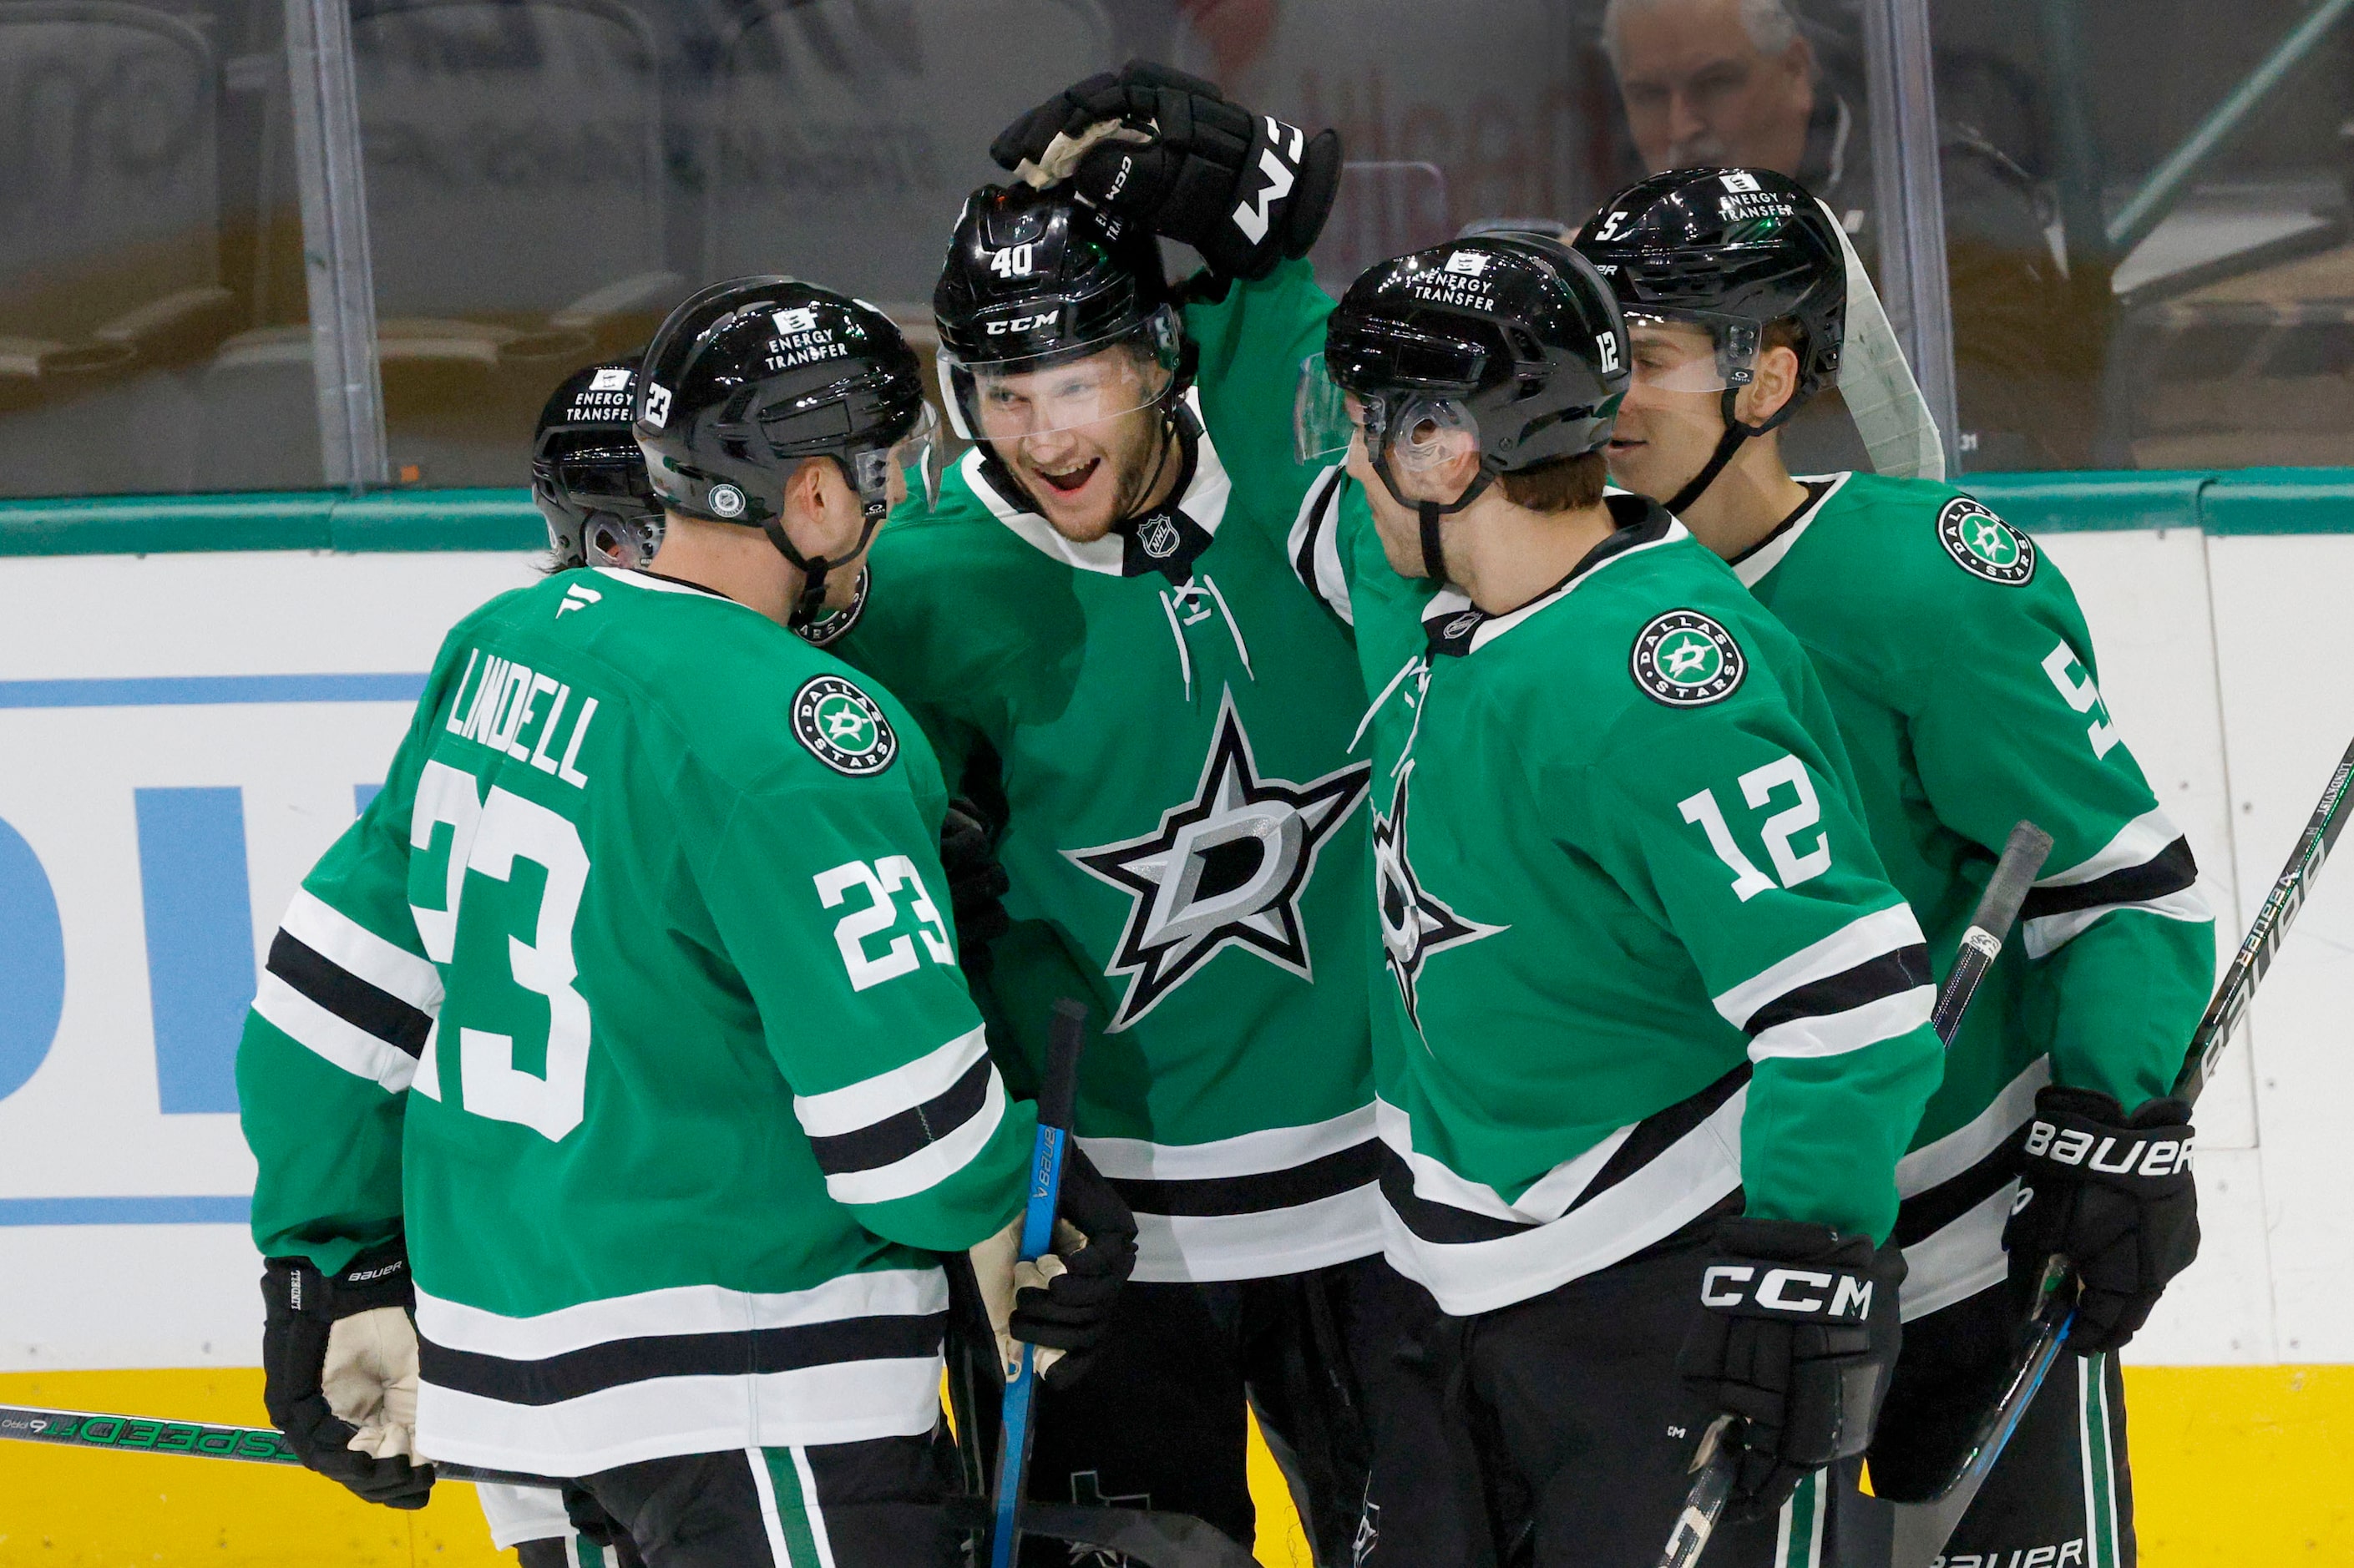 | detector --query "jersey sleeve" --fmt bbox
[238,626,483,1274]
[1575,692,1946,1242]
[1906,560,2215,1108]
[1186,256,1336,539]
[692,766,1034,1254]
